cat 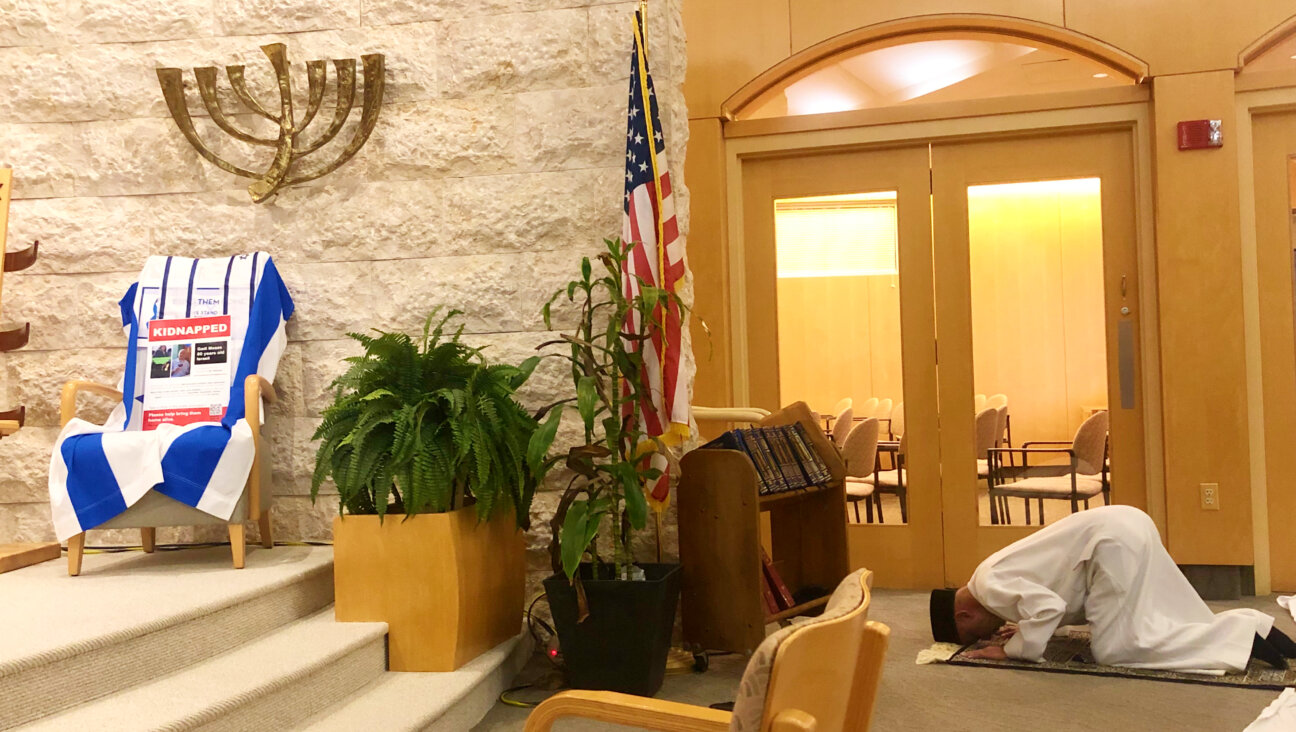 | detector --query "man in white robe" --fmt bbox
[930,505,1294,672]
